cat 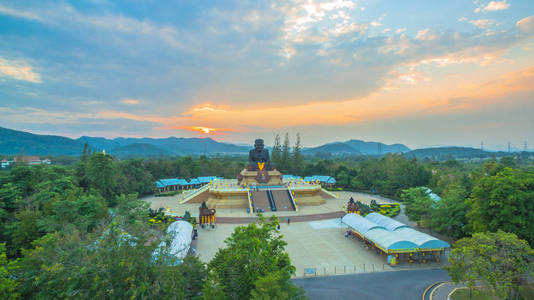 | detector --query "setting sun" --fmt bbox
[196,126,212,134]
